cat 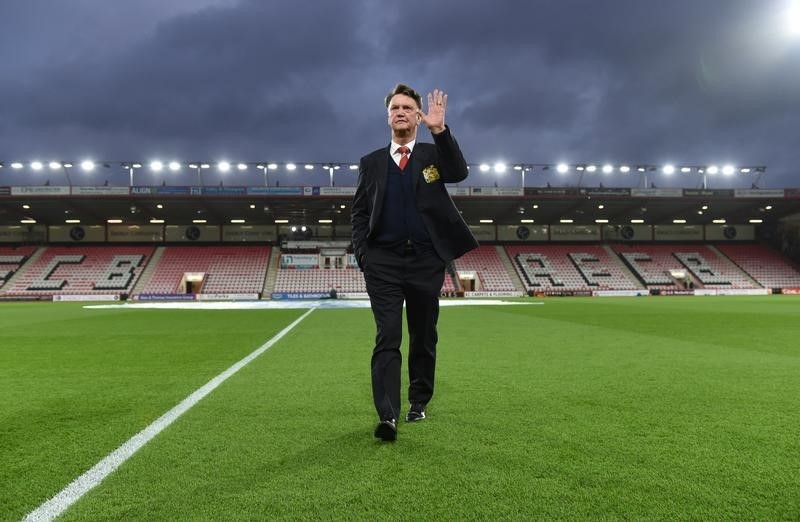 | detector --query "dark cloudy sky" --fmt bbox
[1,0,799,188]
